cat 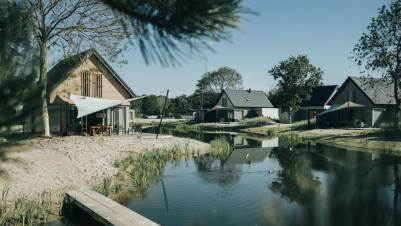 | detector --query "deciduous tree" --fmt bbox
[27,0,247,136]
[28,0,130,136]
[268,55,323,123]
[200,67,243,93]
[353,0,401,129]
